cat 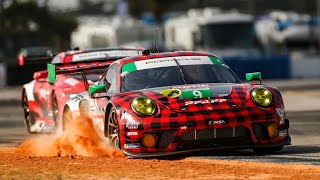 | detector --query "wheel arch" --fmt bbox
[63,104,71,113]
